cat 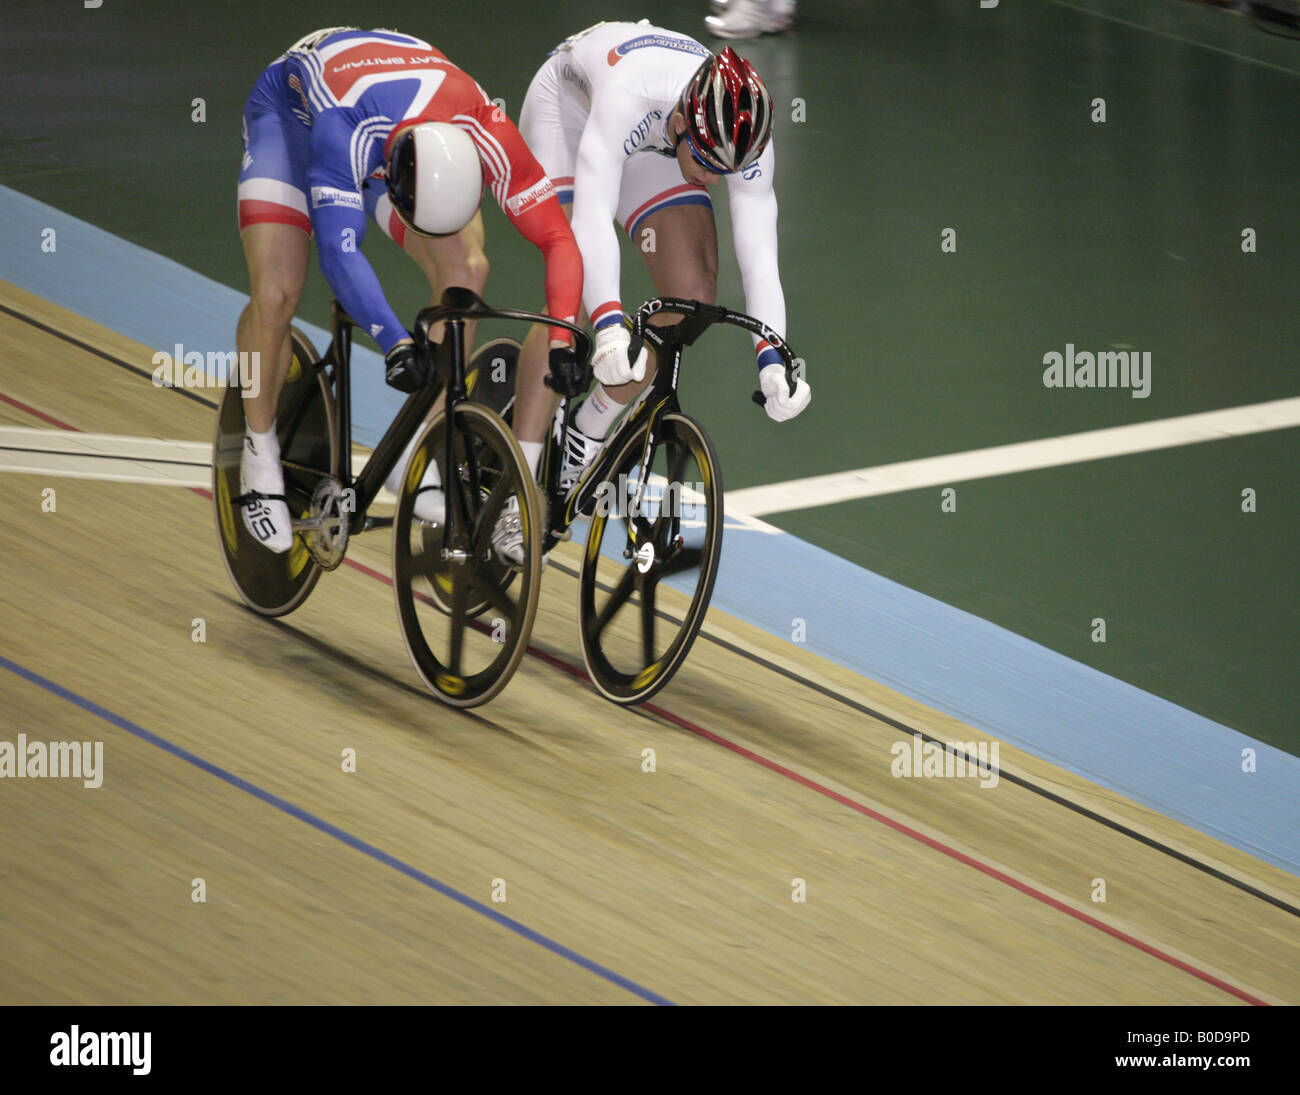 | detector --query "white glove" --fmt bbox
[759,363,811,422]
[591,324,648,387]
